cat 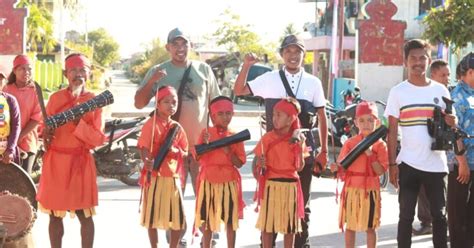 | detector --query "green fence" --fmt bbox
[33,60,66,95]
